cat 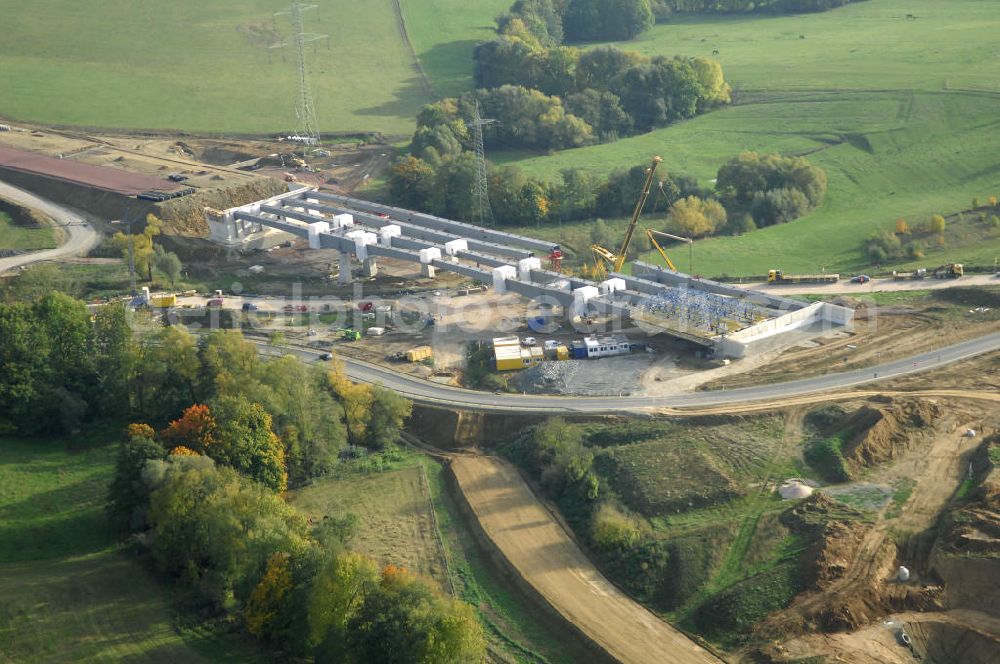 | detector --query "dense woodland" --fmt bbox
[0,294,484,661]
